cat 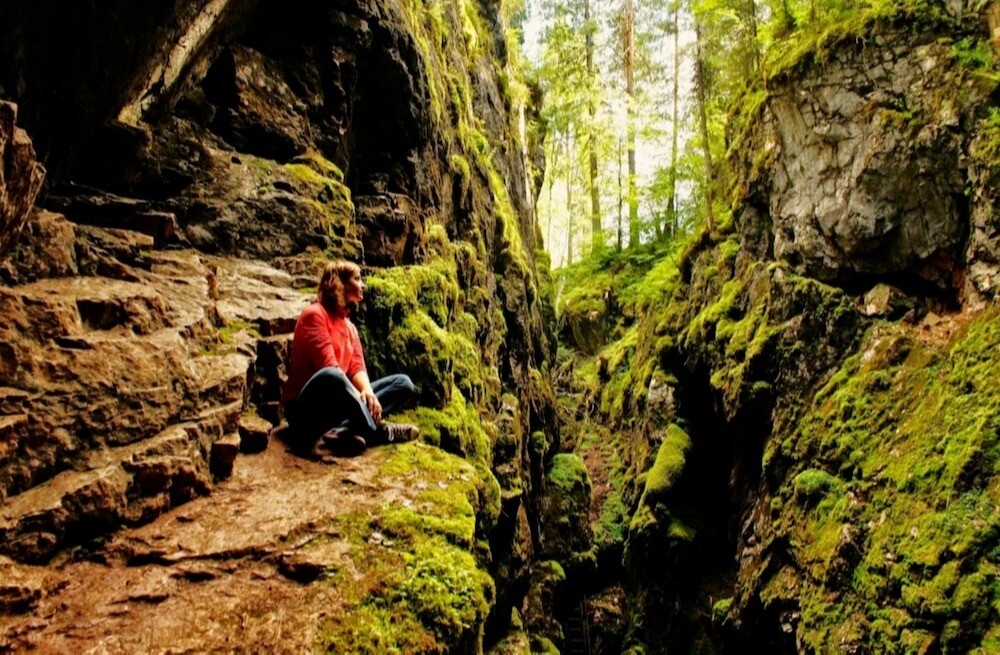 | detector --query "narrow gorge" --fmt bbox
[0,1,998,654]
